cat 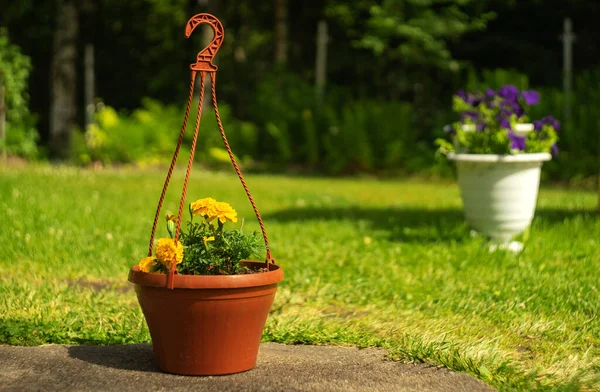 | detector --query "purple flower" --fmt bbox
[512,102,525,118]
[521,90,540,106]
[483,89,497,108]
[508,132,526,151]
[470,96,482,106]
[450,87,558,156]
[499,100,524,118]
[499,117,512,130]
[534,115,561,131]
[547,116,560,131]
[498,85,519,102]
[461,111,480,121]
[456,89,482,107]
[500,106,512,117]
